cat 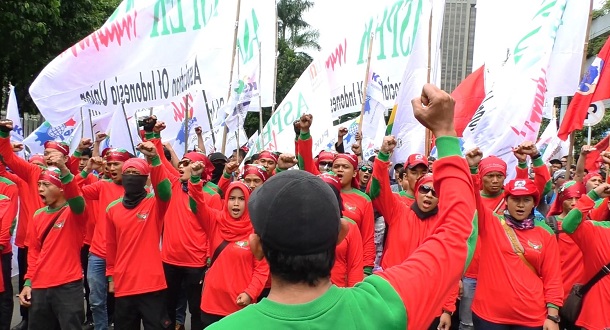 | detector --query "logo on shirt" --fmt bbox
[136,212,149,222]
[53,220,65,229]
[528,240,542,252]
[235,241,249,249]
[344,203,357,212]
